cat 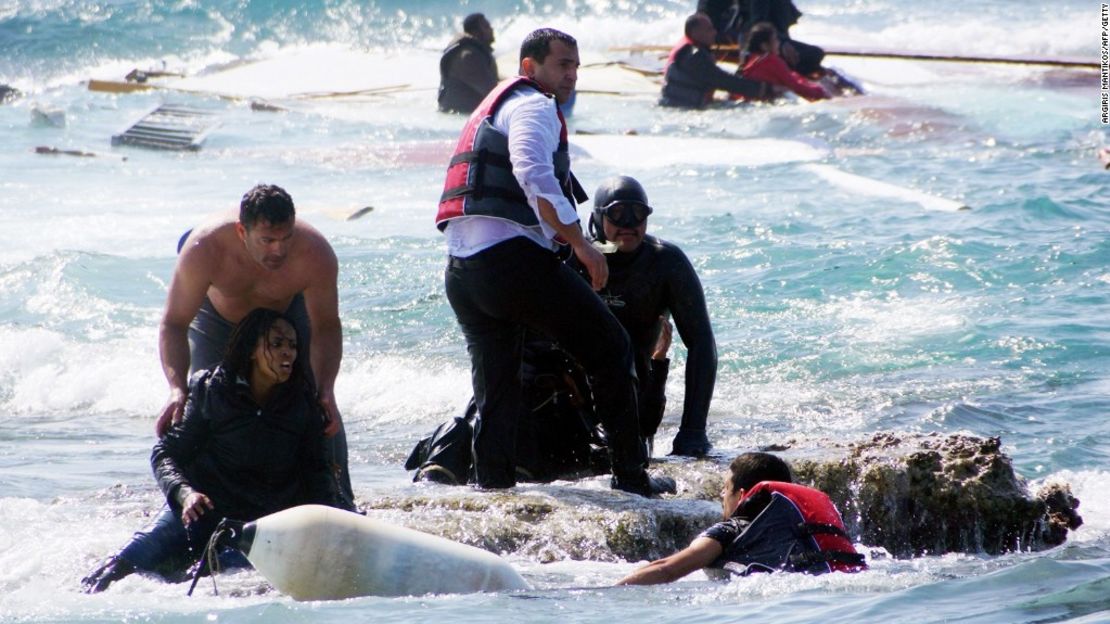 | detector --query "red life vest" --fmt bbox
[436,76,585,231]
[664,36,696,70]
[720,481,866,575]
